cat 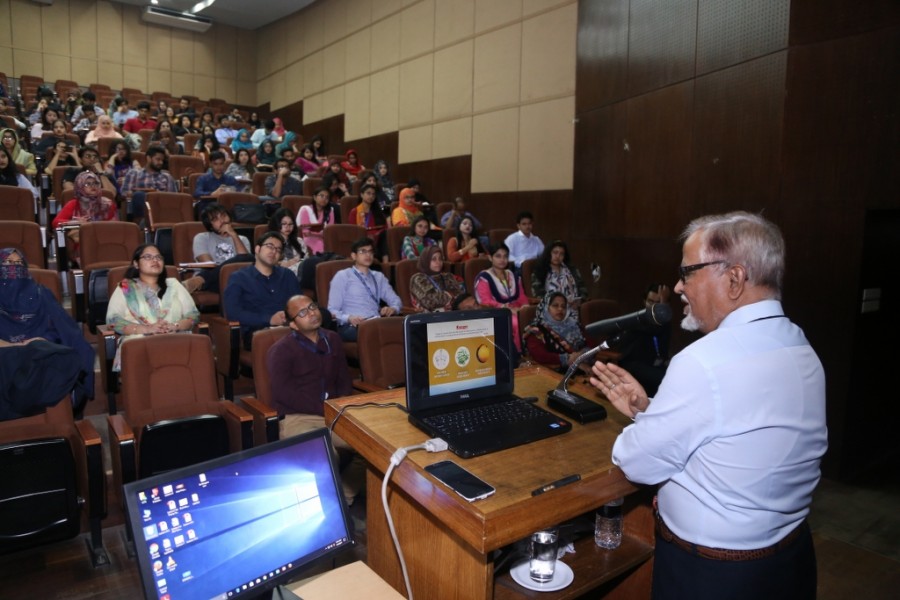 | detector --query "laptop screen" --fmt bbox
[405,308,515,414]
[123,428,354,600]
